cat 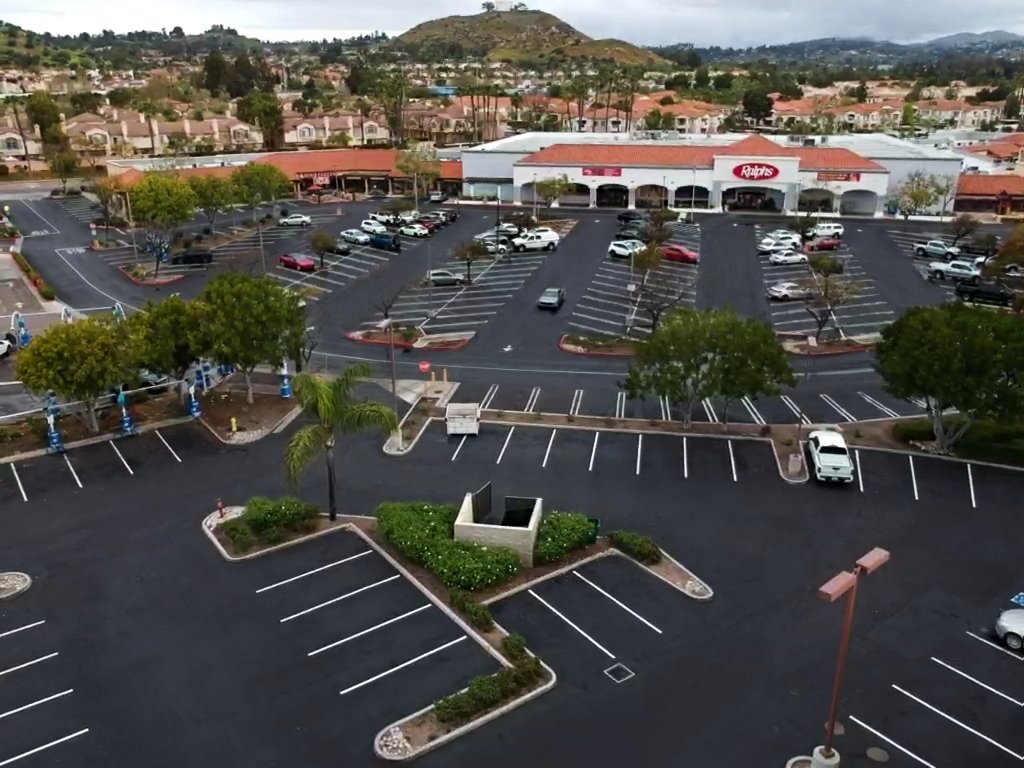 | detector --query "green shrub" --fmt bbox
[892,418,1024,465]
[38,284,56,300]
[450,590,494,631]
[433,652,544,725]
[533,511,594,564]
[609,530,662,564]
[243,496,318,539]
[427,540,520,591]
[501,633,527,662]
[433,691,475,724]
[377,501,459,565]
[467,675,504,709]
[222,519,255,552]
